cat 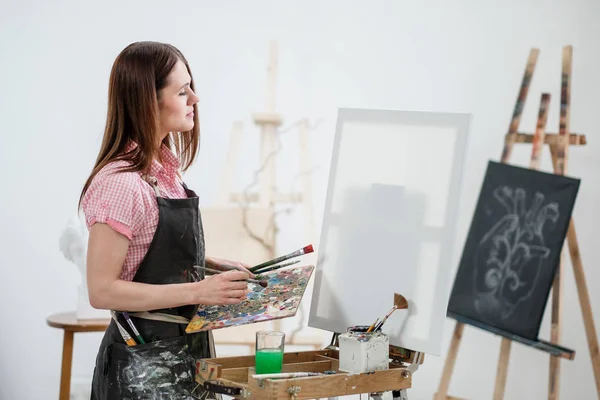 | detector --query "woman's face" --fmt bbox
[157,59,199,138]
